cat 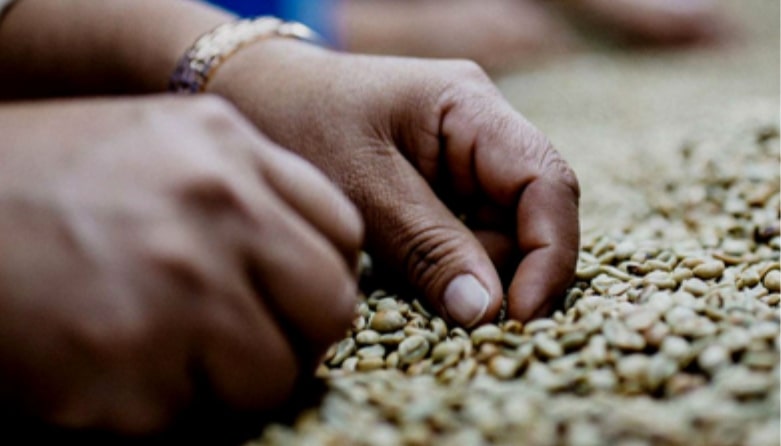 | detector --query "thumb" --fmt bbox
[357,152,503,327]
